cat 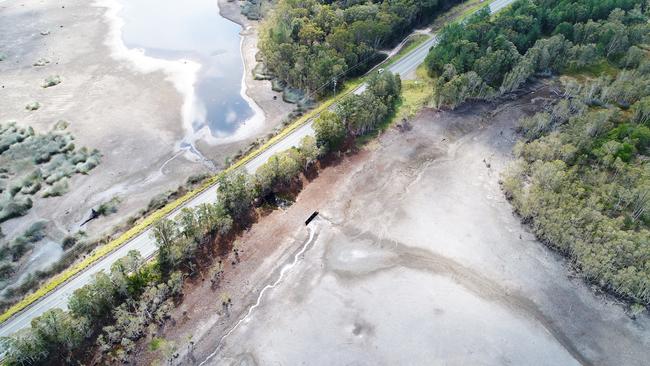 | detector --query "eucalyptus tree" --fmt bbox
[217,172,254,222]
